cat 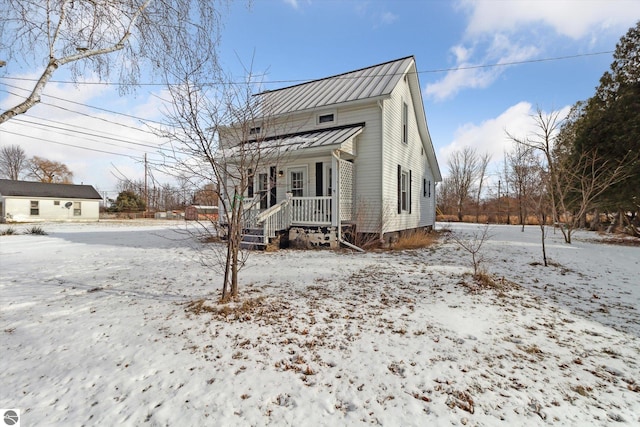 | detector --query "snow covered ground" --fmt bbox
[1,220,638,426]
